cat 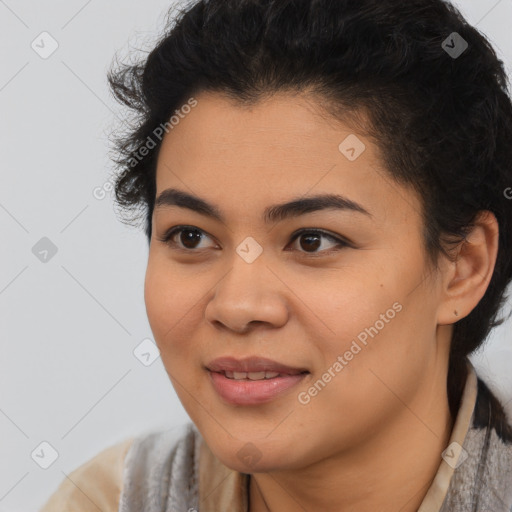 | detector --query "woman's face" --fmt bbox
[145,90,452,472]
